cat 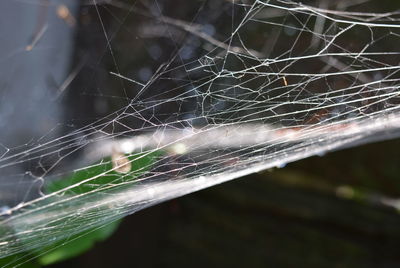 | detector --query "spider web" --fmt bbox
[1,0,400,263]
